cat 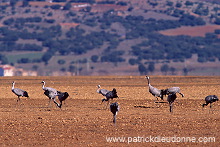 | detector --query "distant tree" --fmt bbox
[0,54,8,64]
[42,52,53,65]
[10,0,17,7]
[148,62,155,73]
[60,68,66,72]
[32,65,39,71]
[166,1,173,6]
[50,4,61,10]
[17,58,30,64]
[128,7,133,11]
[44,19,55,23]
[116,2,127,6]
[183,67,188,76]
[63,2,72,10]
[57,59,66,65]
[214,18,220,25]
[214,29,220,34]
[47,12,53,17]
[129,58,138,65]
[170,67,176,75]
[185,1,193,6]
[69,65,76,74]
[22,1,29,7]
[138,64,147,75]
[91,55,99,63]
[161,64,169,75]
[3,18,14,25]
[175,2,182,8]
